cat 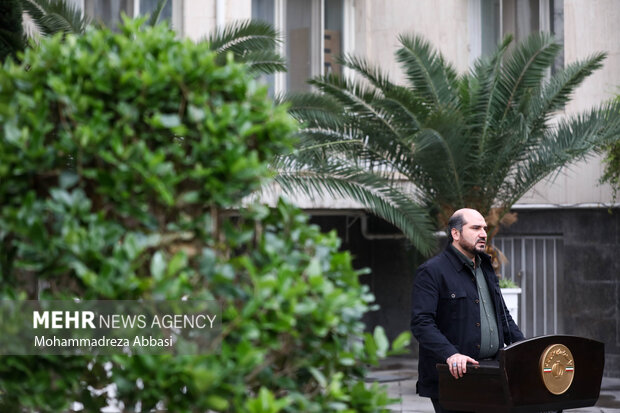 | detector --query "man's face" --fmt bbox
[452,211,488,258]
